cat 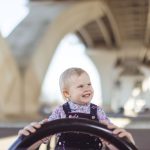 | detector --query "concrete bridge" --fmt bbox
[0,0,150,138]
